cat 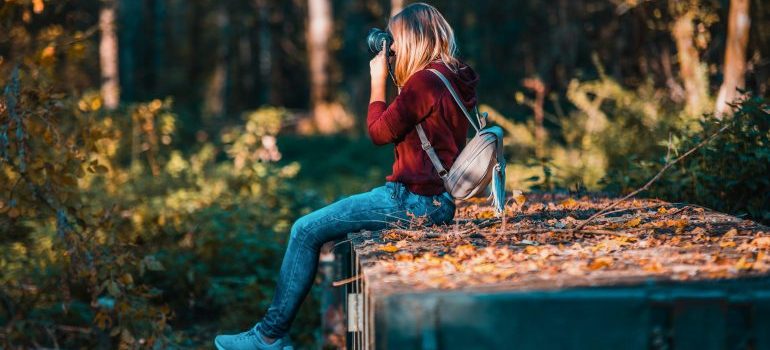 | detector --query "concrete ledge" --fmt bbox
[339,193,770,349]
